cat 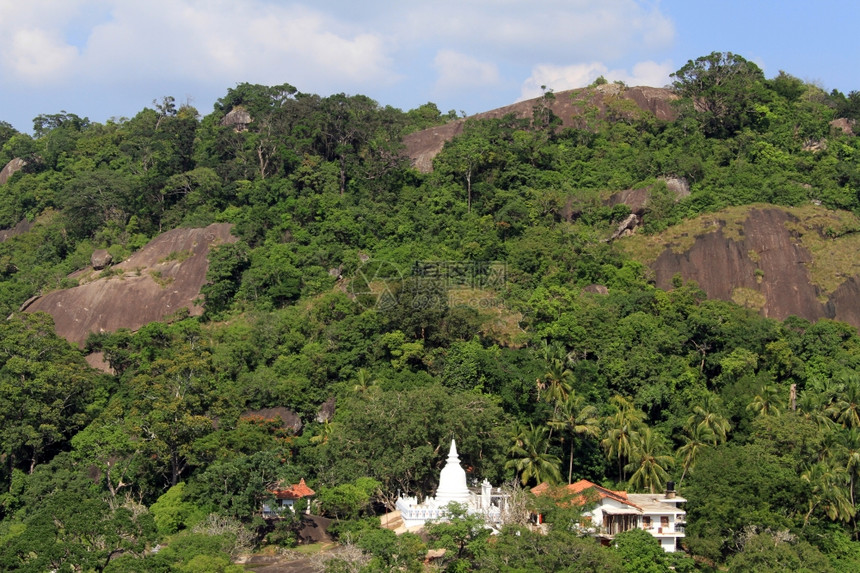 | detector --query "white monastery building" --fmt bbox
[533,479,686,552]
